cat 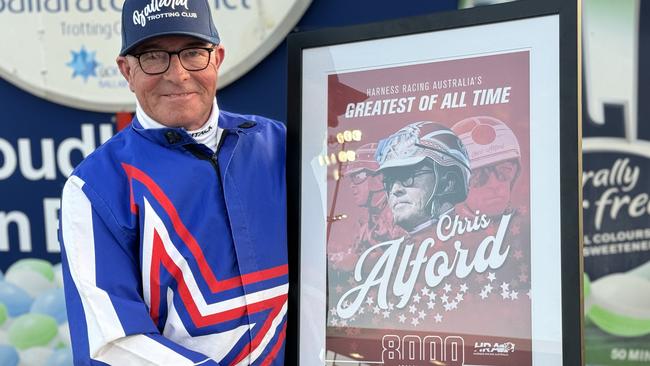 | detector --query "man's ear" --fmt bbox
[213,44,226,70]
[116,56,136,93]
[440,171,458,194]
